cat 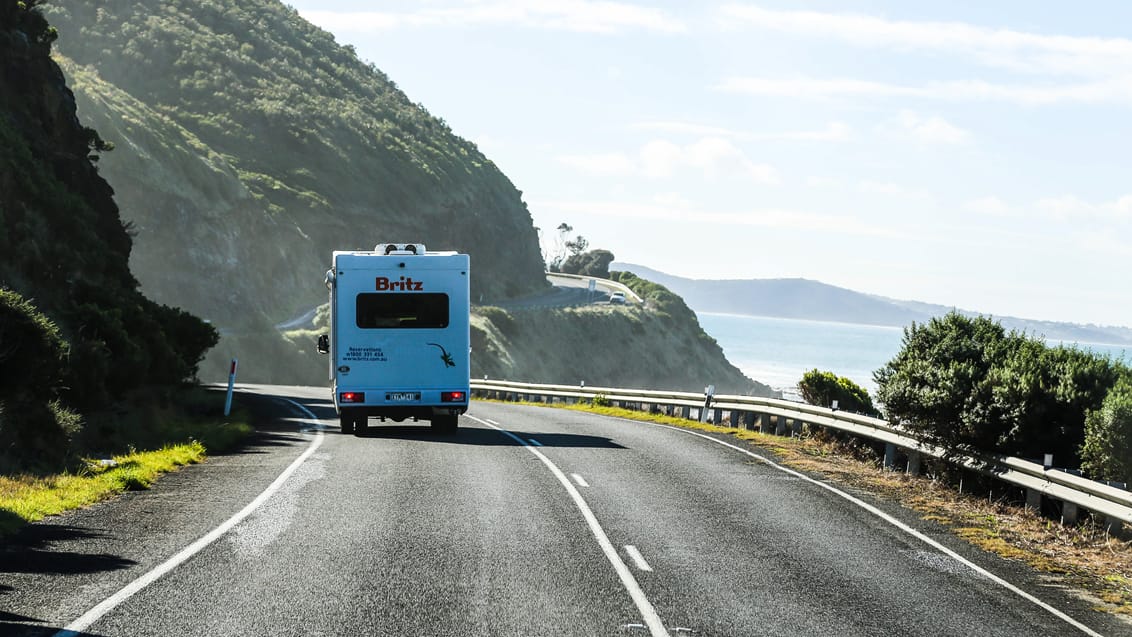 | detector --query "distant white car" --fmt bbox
[608,291,627,305]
